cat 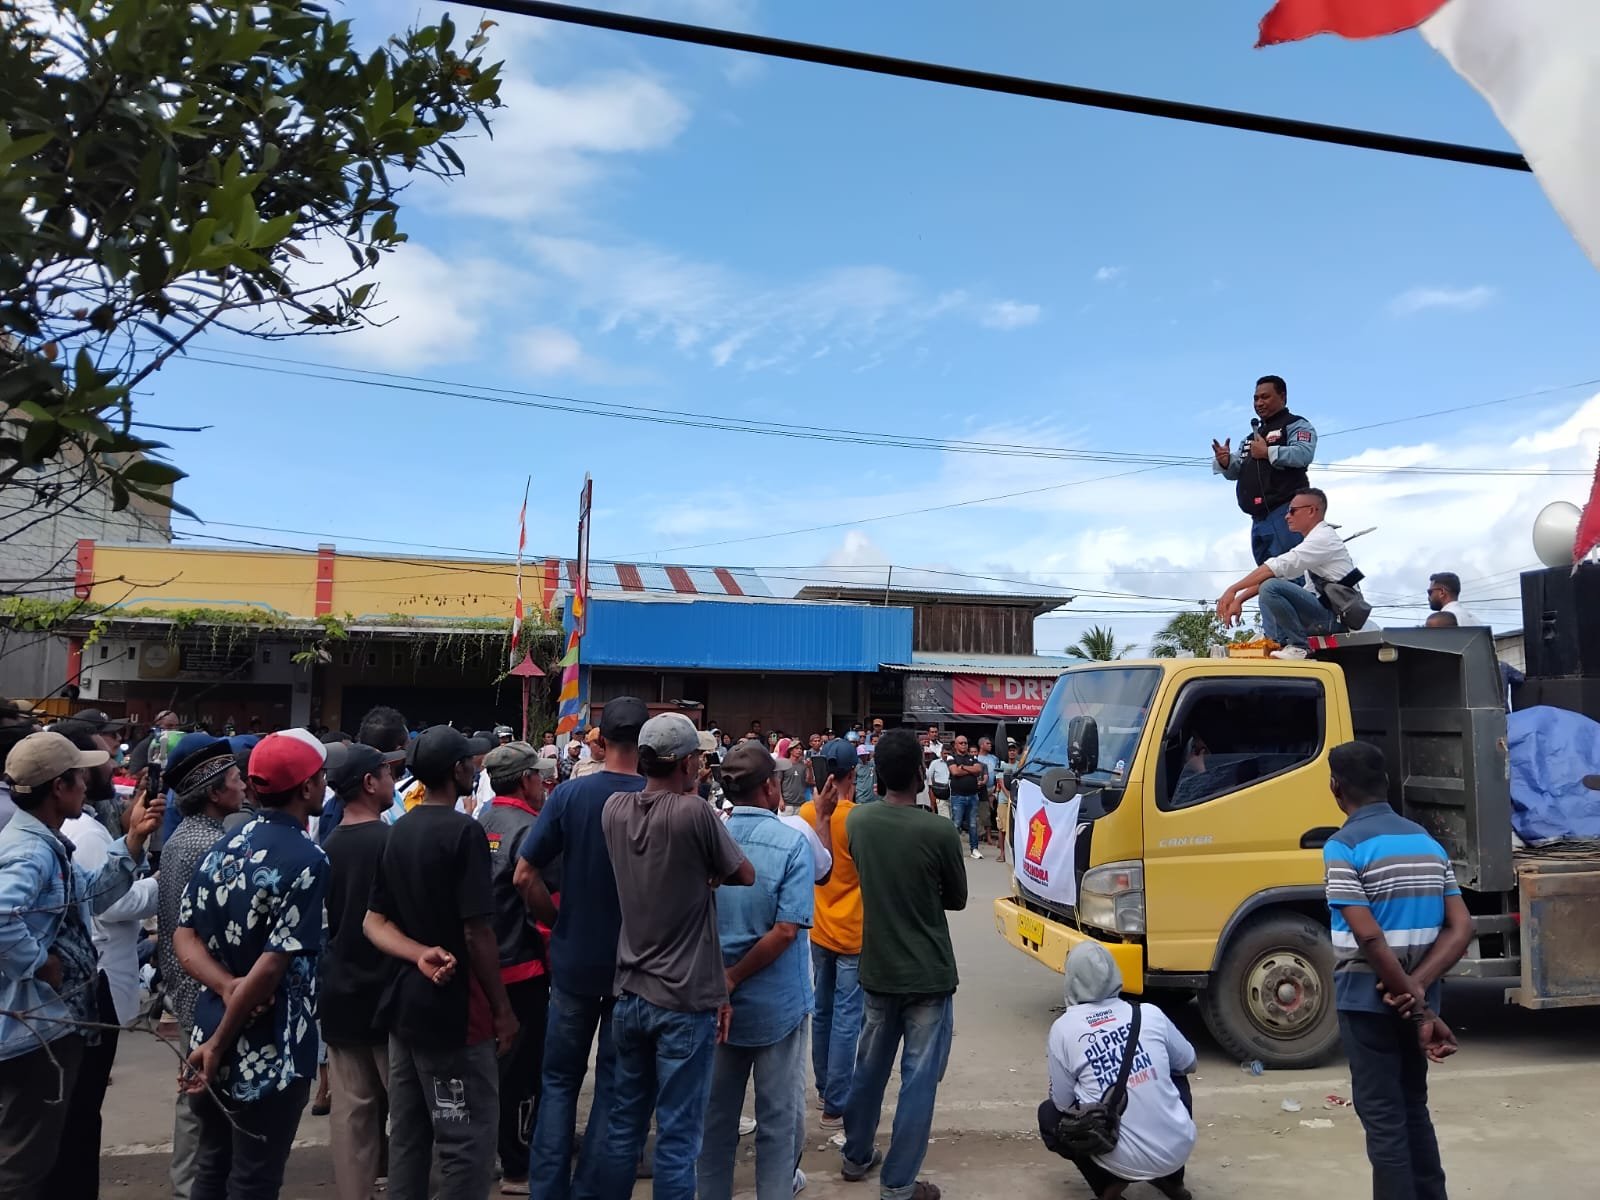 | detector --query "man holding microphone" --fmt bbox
[1212,375,1317,566]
